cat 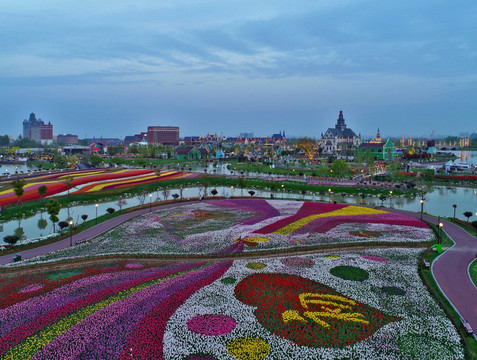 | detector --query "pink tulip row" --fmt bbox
[0,262,205,357]
[32,261,231,360]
